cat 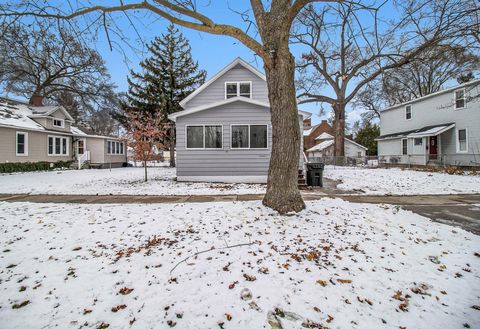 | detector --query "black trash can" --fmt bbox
[306,163,325,187]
